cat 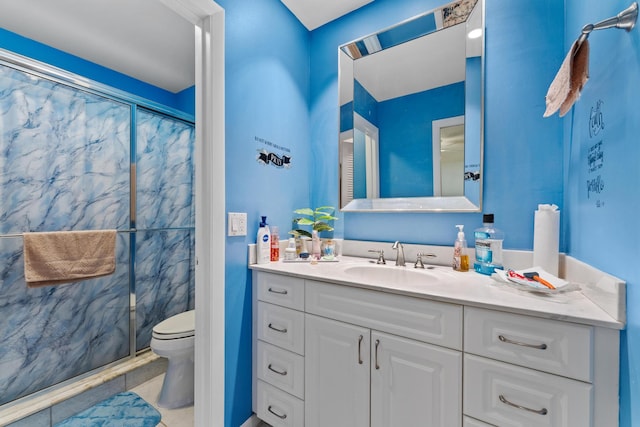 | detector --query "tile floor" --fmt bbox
[130,374,194,427]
